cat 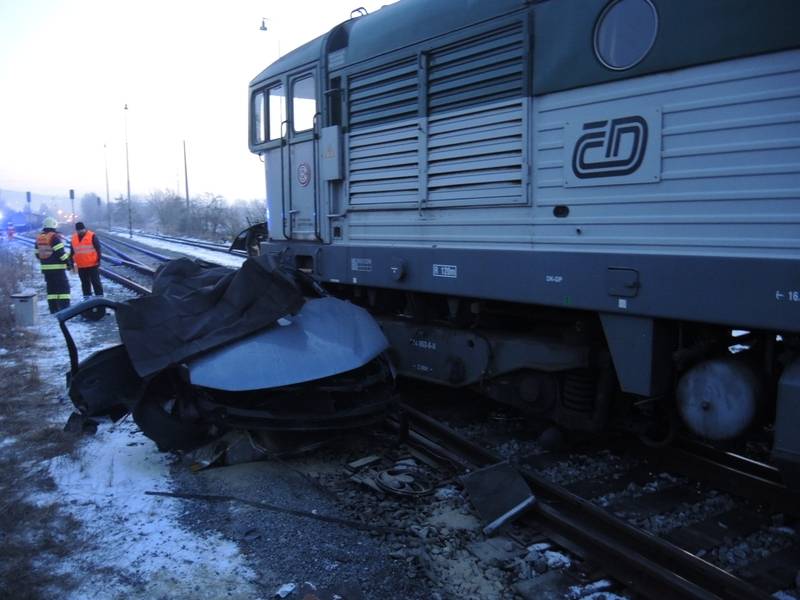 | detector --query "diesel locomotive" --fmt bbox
[247,0,800,483]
